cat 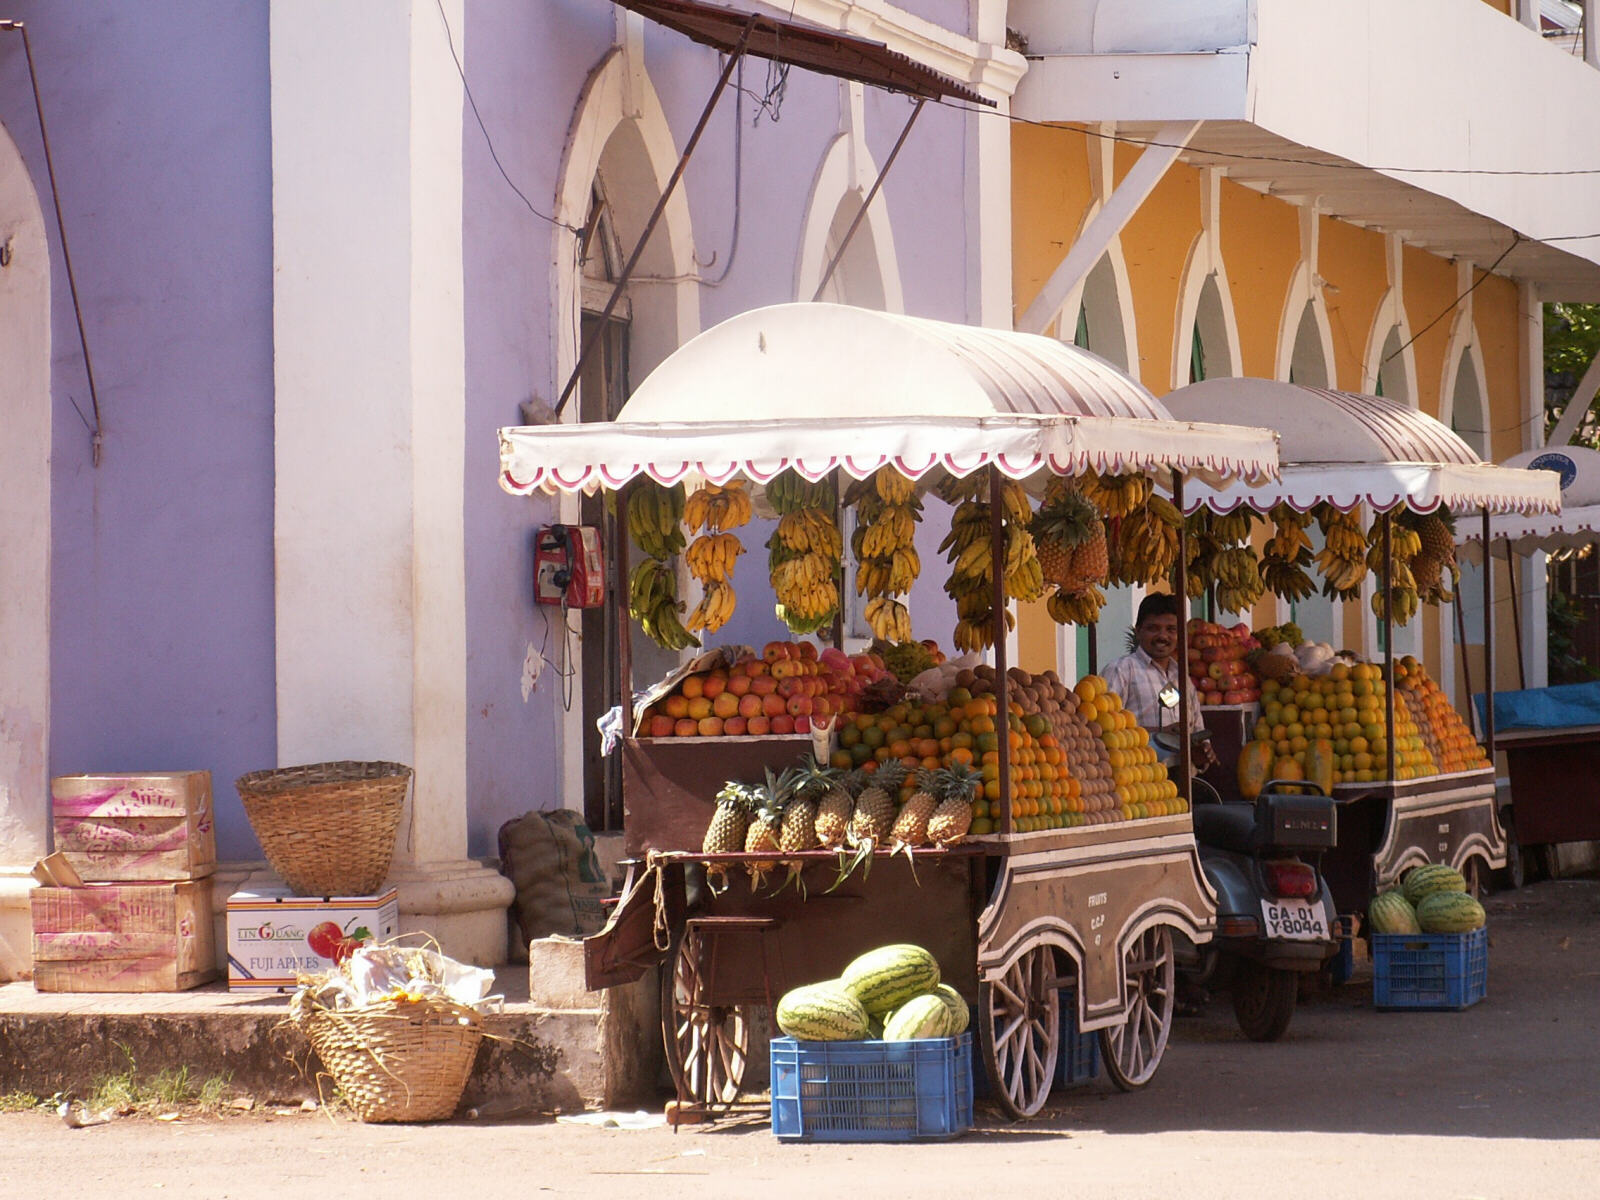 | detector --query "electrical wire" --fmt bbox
[1383,236,1523,367]
[434,0,583,236]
